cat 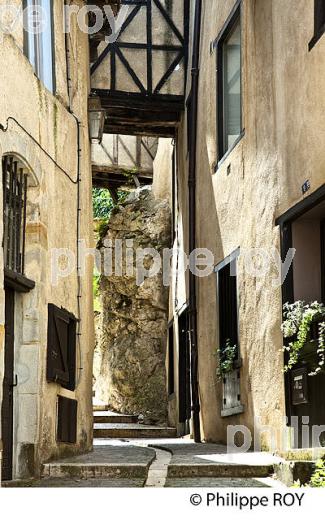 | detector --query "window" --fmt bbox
[217,255,239,355]
[2,156,28,276]
[216,4,242,160]
[47,304,77,391]
[310,0,325,50]
[215,249,243,416]
[23,0,55,92]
